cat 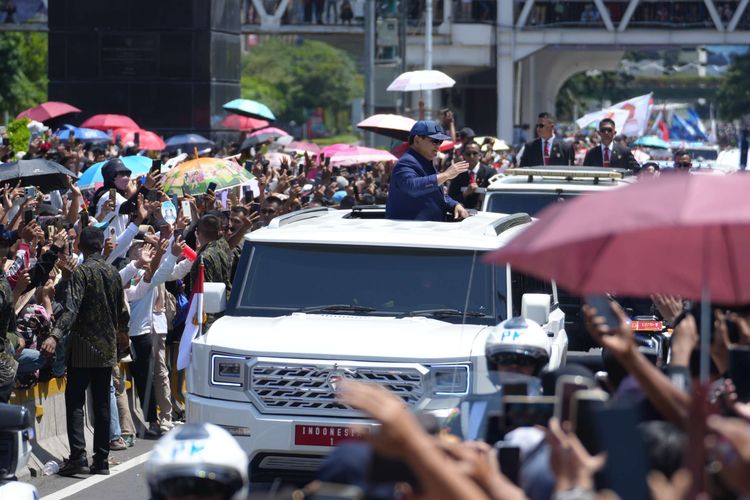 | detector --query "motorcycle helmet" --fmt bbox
[145,423,249,500]
[486,317,551,376]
